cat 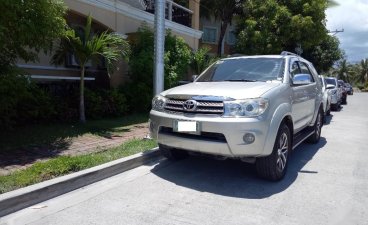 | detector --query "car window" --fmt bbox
[325,78,337,86]
[298,62,314,82]
[196,58,285,82]
[299,62,311,74]
[290,61,300,78]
